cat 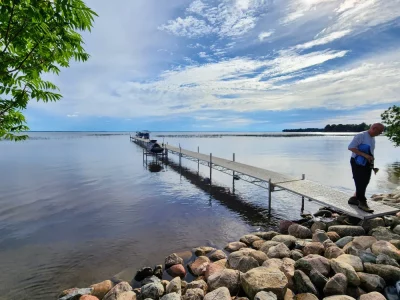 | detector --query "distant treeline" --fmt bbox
[283,123,371,132]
